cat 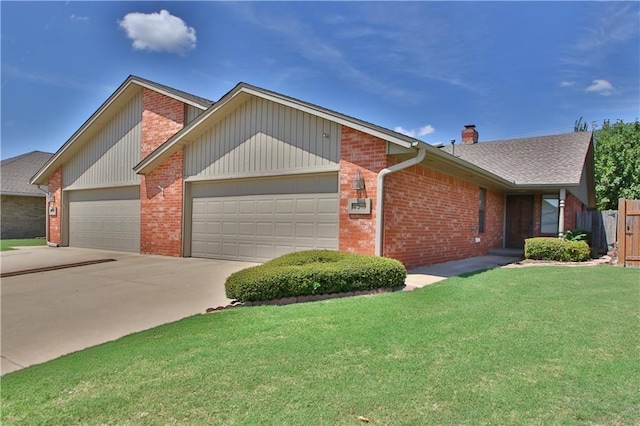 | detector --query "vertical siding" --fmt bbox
[64,92,142,189]
[185,97,340,178]
[185,104,205,124]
